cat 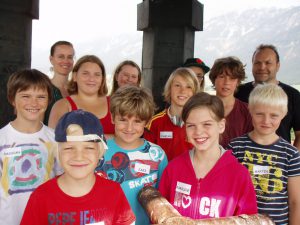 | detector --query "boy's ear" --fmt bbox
[218,118,226,134]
